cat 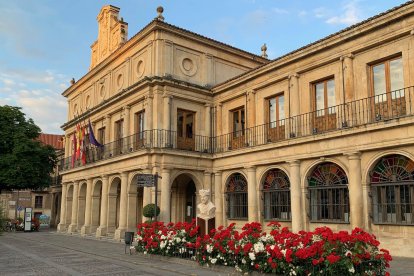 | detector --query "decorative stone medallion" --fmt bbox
[116,73,124,89]
[136,59,145,78]
[179,57,197,76]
